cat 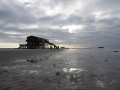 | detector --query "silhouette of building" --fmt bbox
[19,36,59,49]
